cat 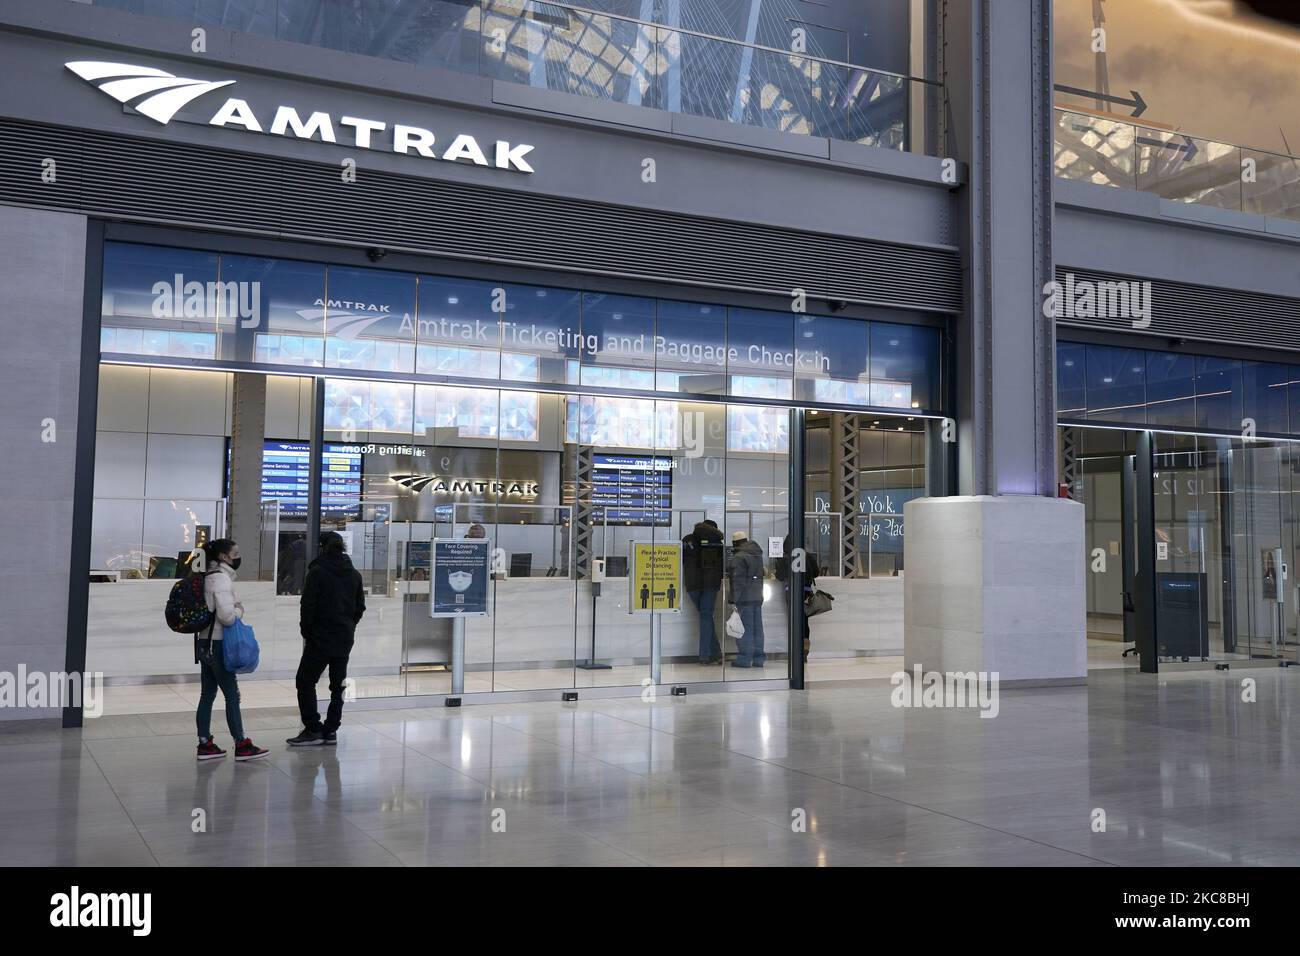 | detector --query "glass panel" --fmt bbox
[486,390,577,692]
[728,308,793,400]
[1194,356,1243,433]
[794,314,870,406]
[1152,432,1210,662]
[723,404,790,681]
[1243,362,1291,437]
[1136,130,1241,210]
[1242,147,1300,223]
[1085,345,1145,424]
[655,299,728,395]
[220,254,326,367]
[1145,352,1196,428]
[101,243,220,359]
[415,275,502,380]
[575,394,654,687]
[1075,438,1135,670]
[870,322,938,410]
[320,380,413,702]
[1225,439,1286,662]
[580,292,656,390]
[500,282,582,387]
[1053,110,1137,190]
[670,400,727,683]
[1057,342,1087,418]
[322,266,417,373]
